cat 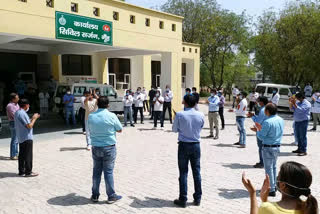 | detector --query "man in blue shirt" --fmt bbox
[63,88,76,125]
[253,103,284,197]
[88,96,123,204]
[14,99,40,177]
[289,92,311,156]
[247,96,268,168]
[172,94,205,208]
[207,88,220,139]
